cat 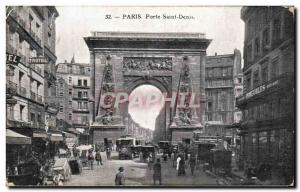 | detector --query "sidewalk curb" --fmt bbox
[204,170,230,185]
